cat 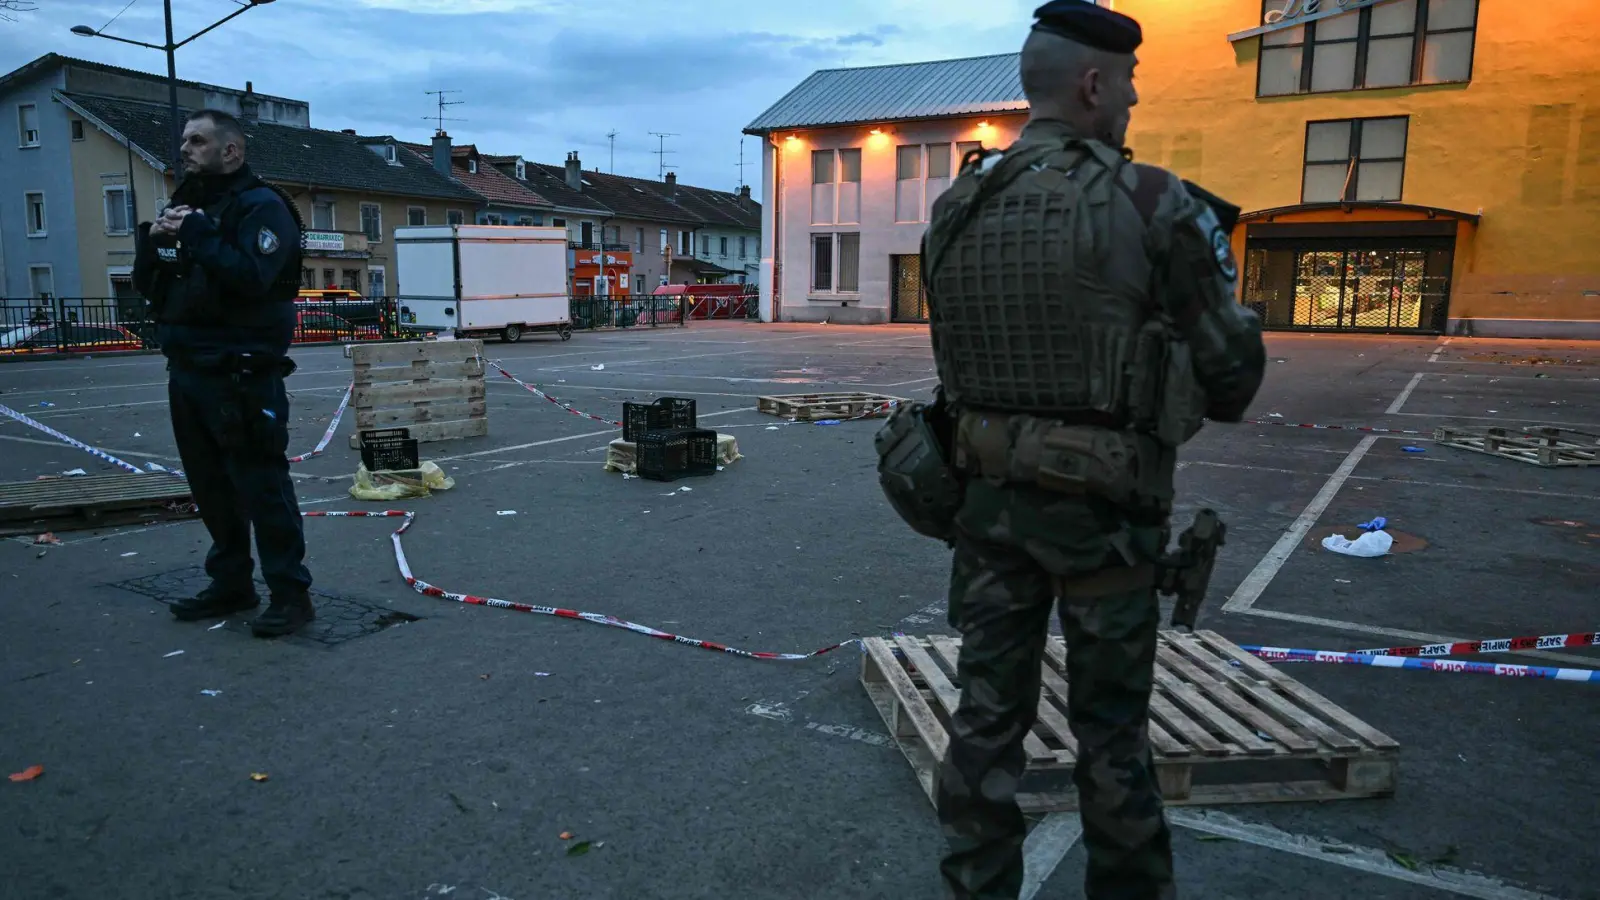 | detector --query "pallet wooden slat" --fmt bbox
[756,392,907,421]
[930,635,1077,764]
[1433,425,1599,467]
[902,635,1054,765]
[861,630,1400,813]
[348,339,488,449]
[0,474,196,535]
